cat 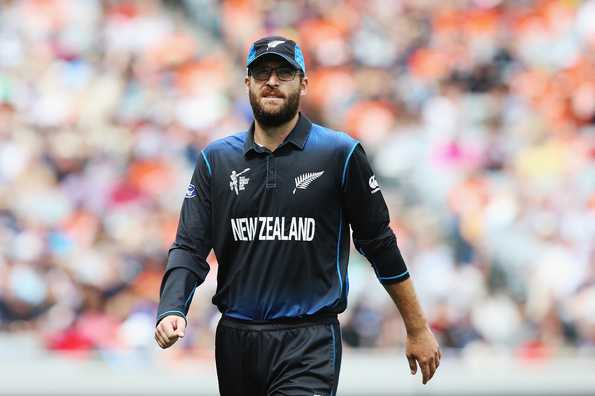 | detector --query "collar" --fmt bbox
[243,113,312,156]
